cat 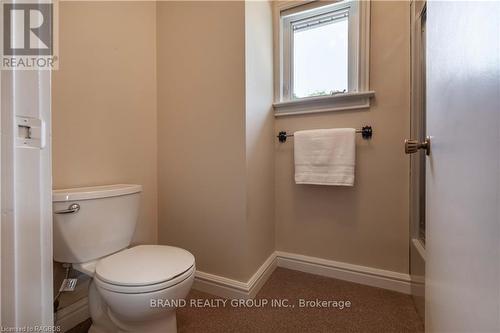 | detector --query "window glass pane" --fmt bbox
[293,16,348,99]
